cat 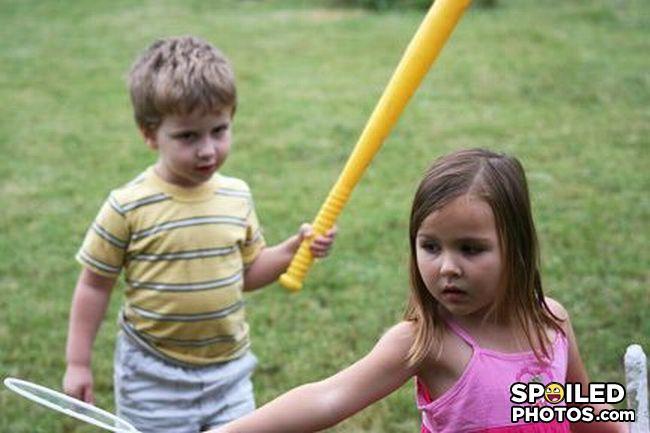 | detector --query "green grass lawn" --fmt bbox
[1,0,648,431]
